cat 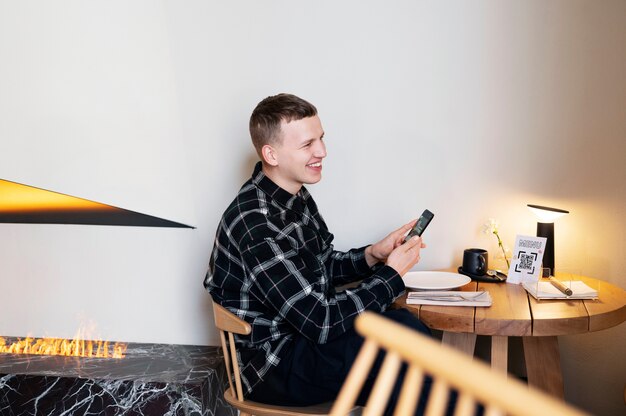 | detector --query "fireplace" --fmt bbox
[0,335,127,358]
[0,181,233,414]
[0,339,235,415]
